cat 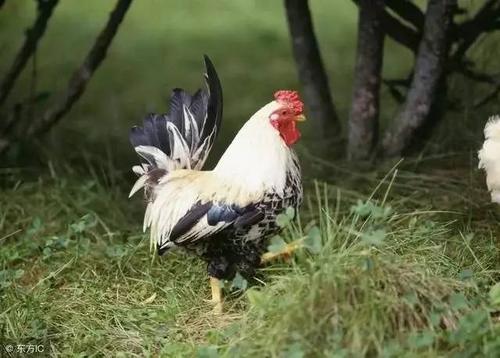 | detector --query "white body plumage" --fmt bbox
[478,115,500,204]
